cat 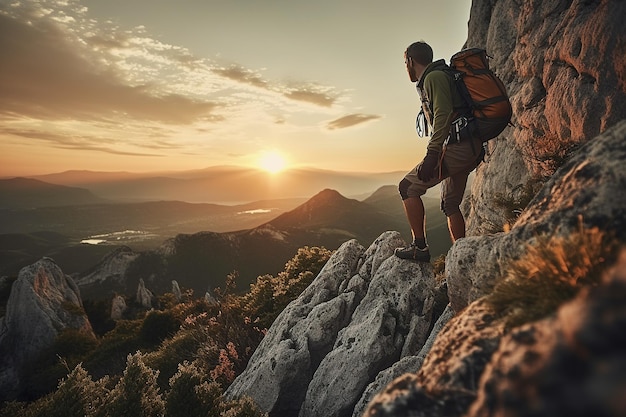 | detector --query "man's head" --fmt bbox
[405,41,433,83]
